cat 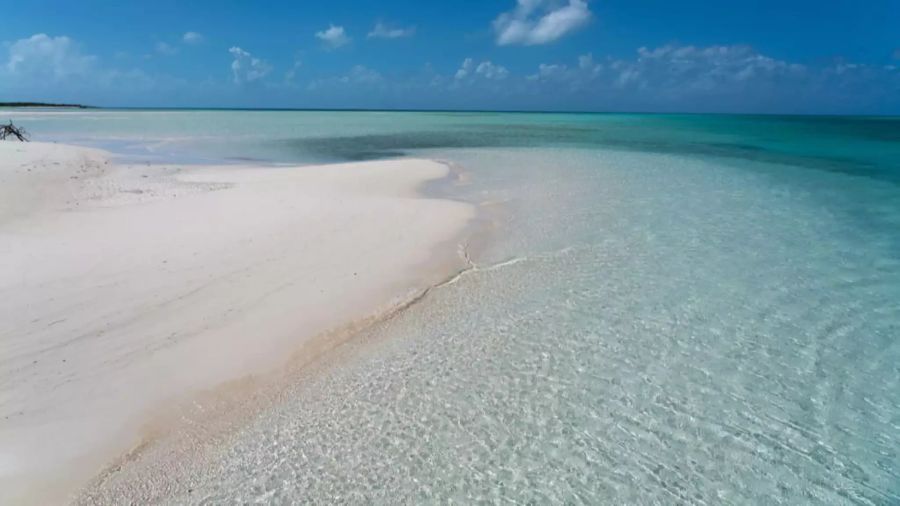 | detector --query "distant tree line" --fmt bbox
[0,102,91,108]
